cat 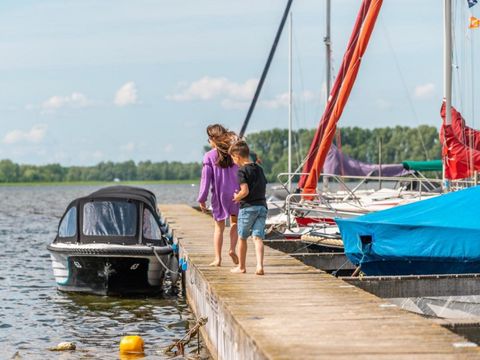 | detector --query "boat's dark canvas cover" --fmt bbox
[87,186,157,212]
[57,186,162,244]
[336,186,480,275]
